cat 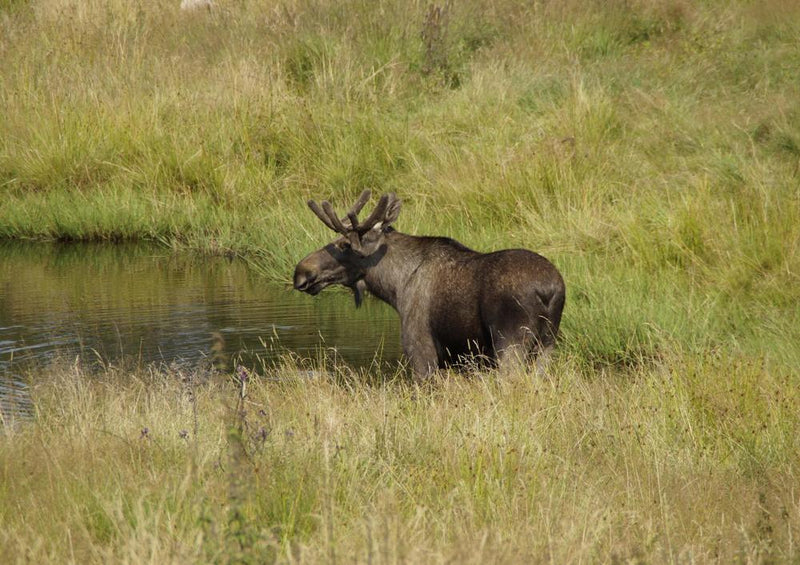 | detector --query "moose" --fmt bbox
[293,190,565,378]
